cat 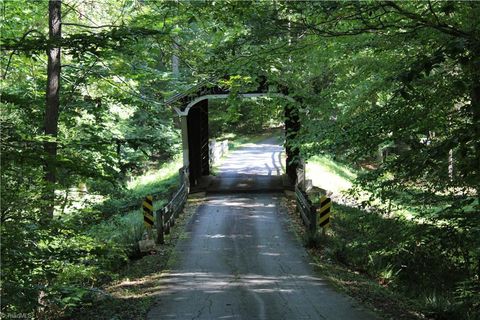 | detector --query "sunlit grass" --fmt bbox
[89,209,144,253]
[306,155,357,194]
[305,155,441,221]
[87,155,184,261]
[127,154,183,193]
